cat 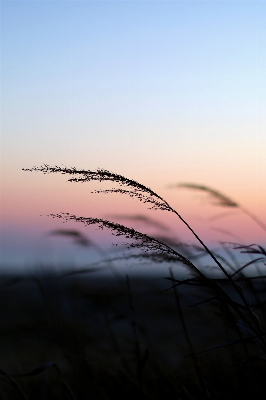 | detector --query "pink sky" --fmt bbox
[1,2,265,270]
